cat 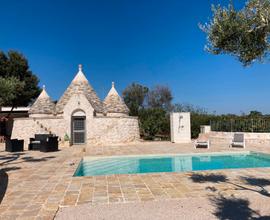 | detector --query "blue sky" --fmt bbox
[0,0,269,114]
